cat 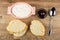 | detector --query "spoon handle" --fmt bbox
[48,16,53,35]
